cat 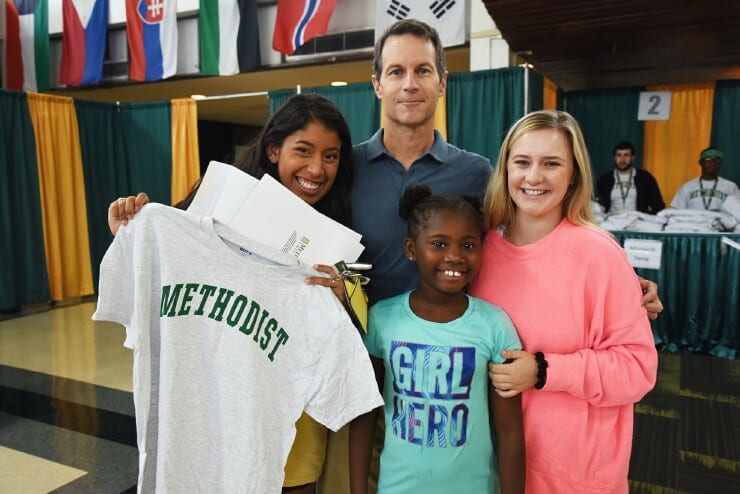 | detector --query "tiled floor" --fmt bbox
[0,301,737,493]
[629,352,740,493]
[0,302,137,494]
